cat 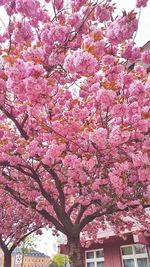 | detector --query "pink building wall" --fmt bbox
[104,243,122,267]
[59,232,150,267]
[85,234,150,267]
